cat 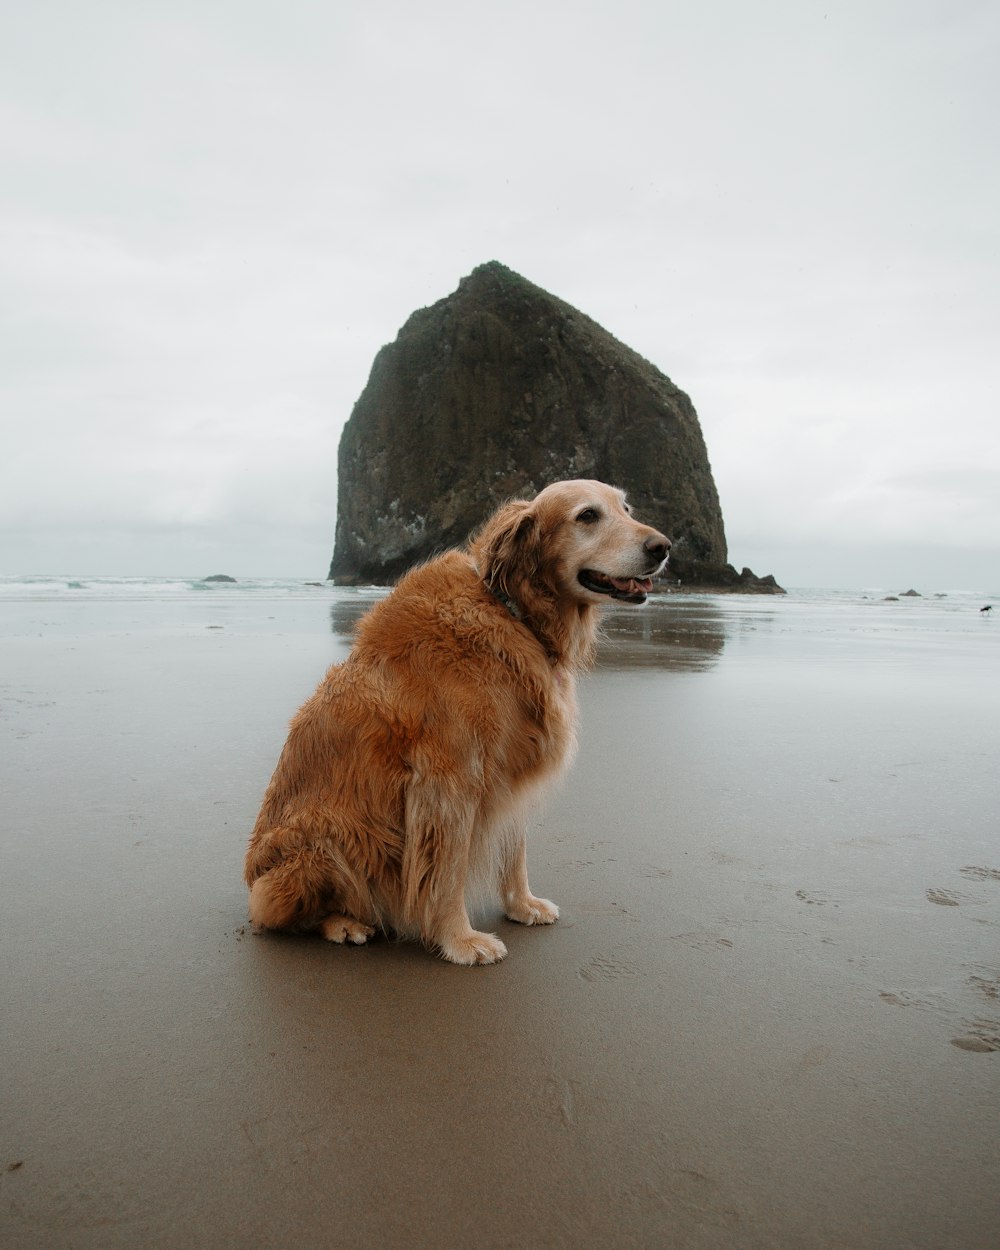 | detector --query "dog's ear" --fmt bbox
[473,500,541,601]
